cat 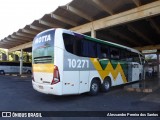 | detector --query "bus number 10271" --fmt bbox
[67,59,89,69]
